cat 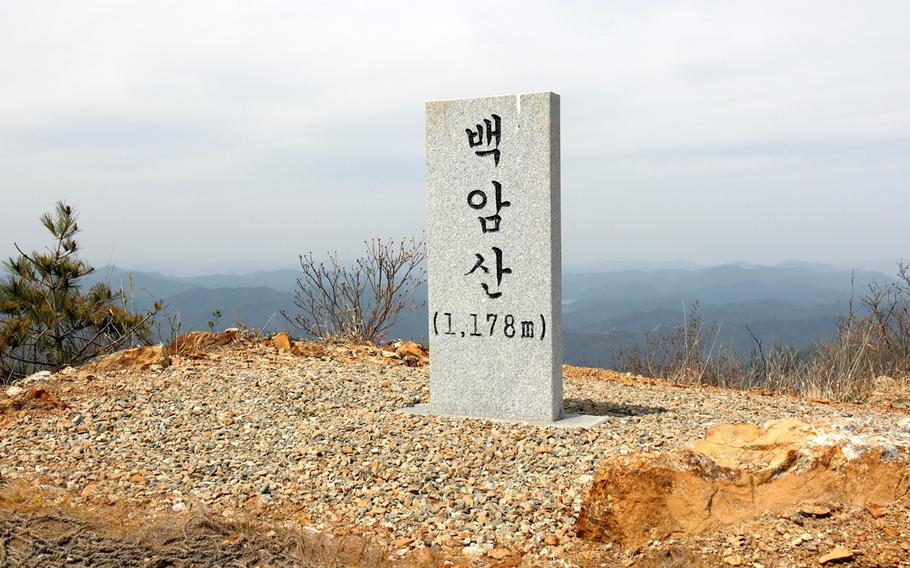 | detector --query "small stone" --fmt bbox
[392,537,413,548]
[864,502,886,519]
[271,333,292,351]
[172,501,186,513]
[488,547,511,560]
[412,547,436,567]
[395,342,427,360]
[723,555,744,566]
[5,386,23,397]
[24,370,52,383]
[800,504,832,517]
[818,548,853,564]
[544,534,560,546]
